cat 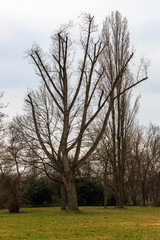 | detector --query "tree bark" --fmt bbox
[60,183,67,210]
[104,182,108,209]
[142,183,146,206]
[64,172,78,210]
